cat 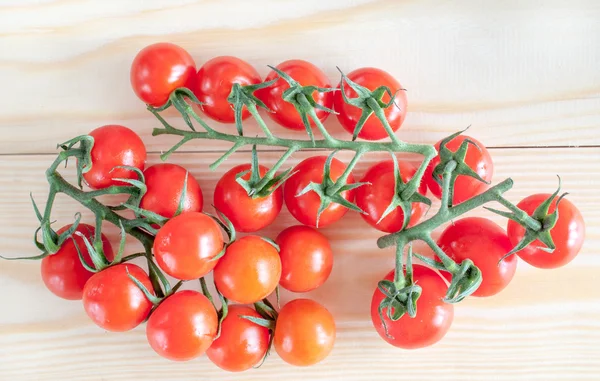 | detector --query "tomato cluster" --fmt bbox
[24,41,586,371]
